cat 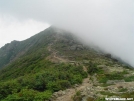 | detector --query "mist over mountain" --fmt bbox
[0,0,133,67]
[0,1,134,100]
[0,26,133,70]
